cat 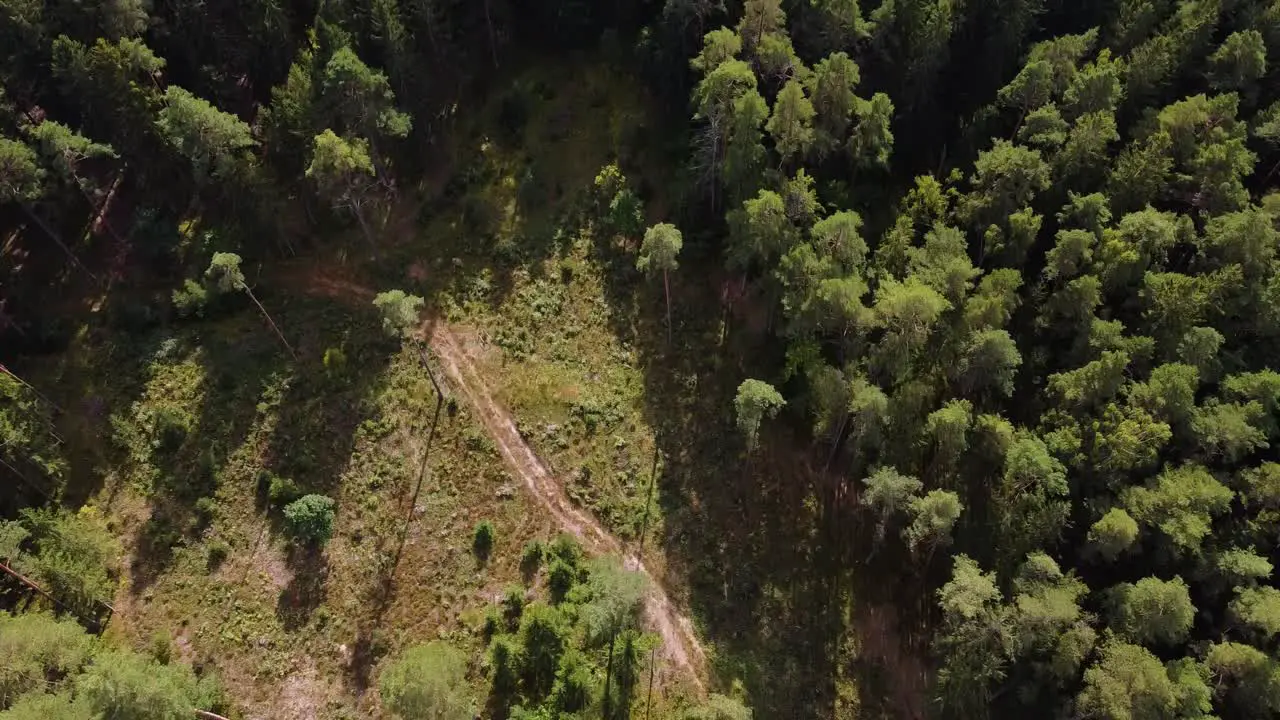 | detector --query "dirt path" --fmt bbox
[291,267,708,690]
